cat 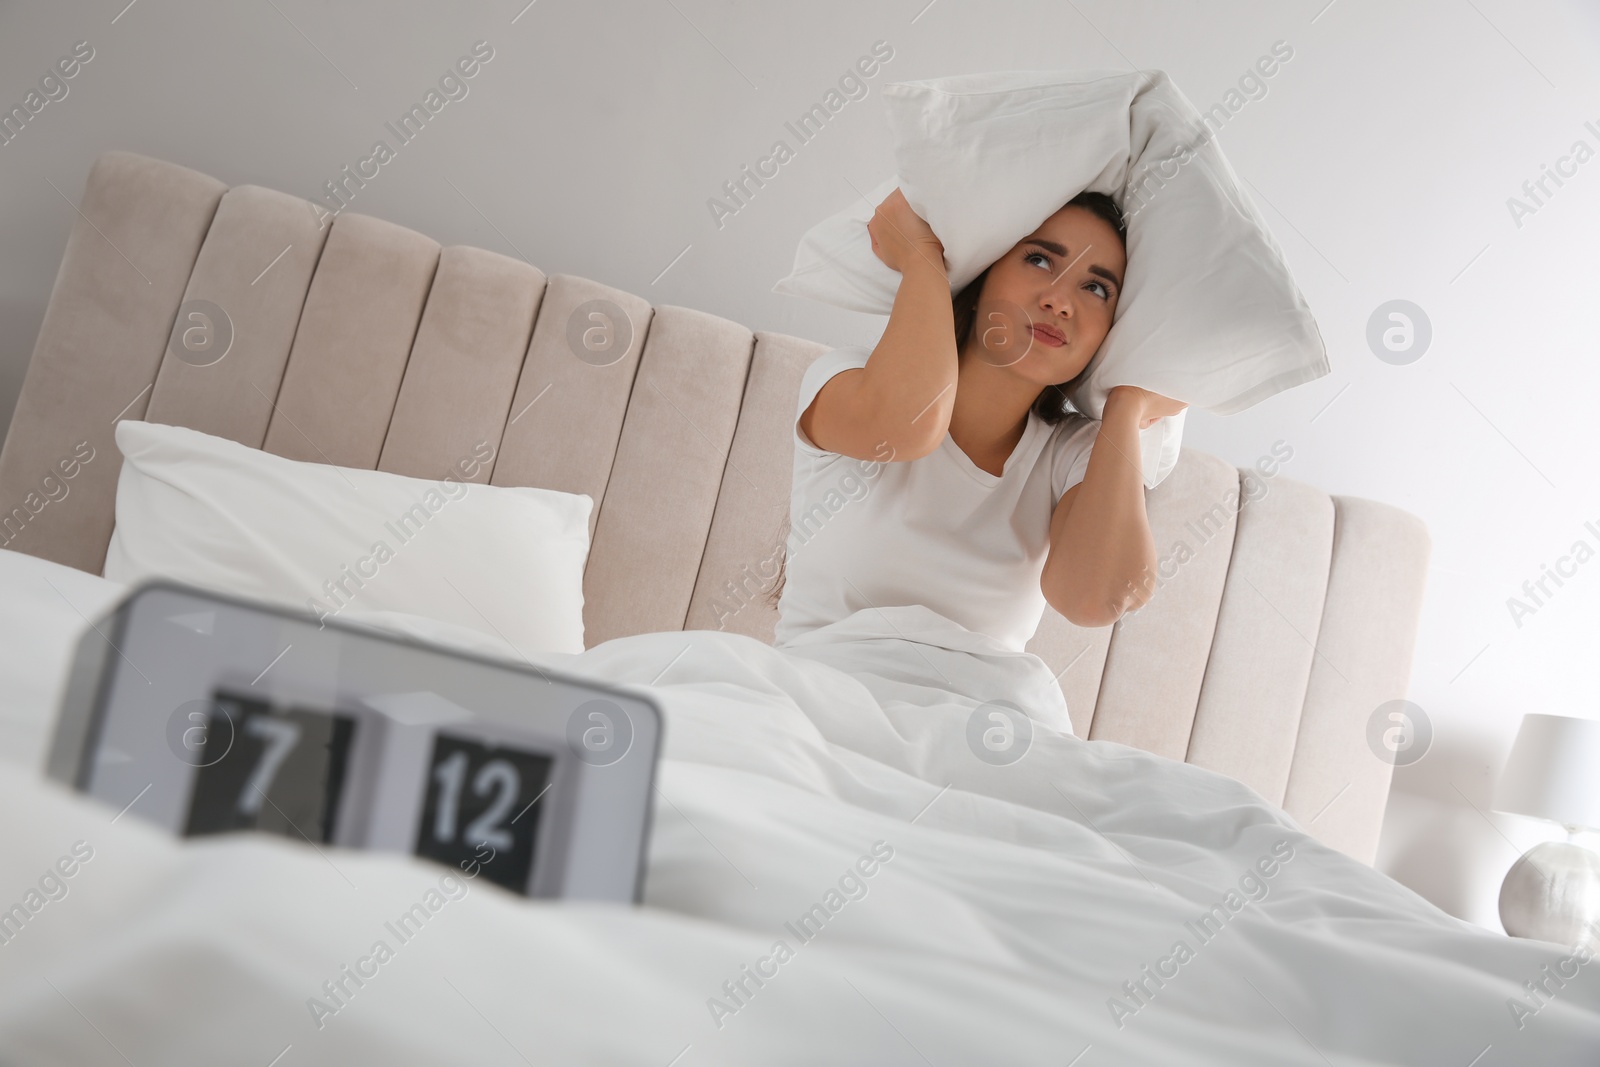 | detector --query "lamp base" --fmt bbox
[1499,840,1600,949]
